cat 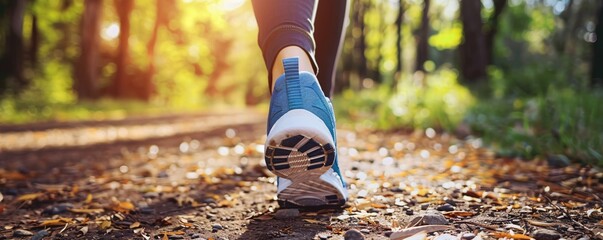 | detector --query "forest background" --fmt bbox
[0,0,602,166]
